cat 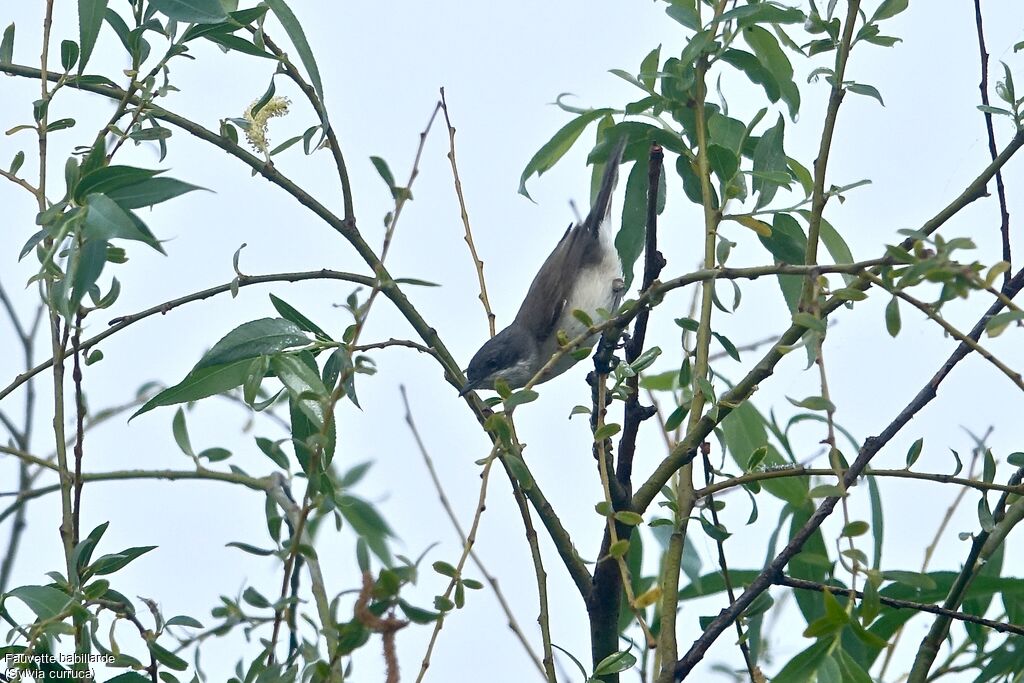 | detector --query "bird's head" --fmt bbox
[460,325,540,396]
